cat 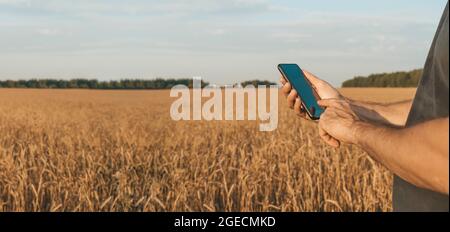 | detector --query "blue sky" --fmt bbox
[0,0,447,86]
